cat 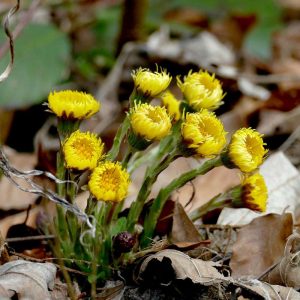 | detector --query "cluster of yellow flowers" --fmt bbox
[127,67,268,213]
[48,90,130,203]
[48,66,268,213]
[44,66,270,285]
